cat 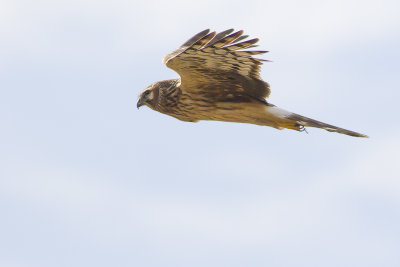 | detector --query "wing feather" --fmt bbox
[233,50,268,56]
[205,29,235,47]
[225,38,259,50]
[163,29,271,101]
[211,30,244,48]
[232,35,249,43]
[162,29,211,64]
[181,29,210,47]
[190,31,216,49]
